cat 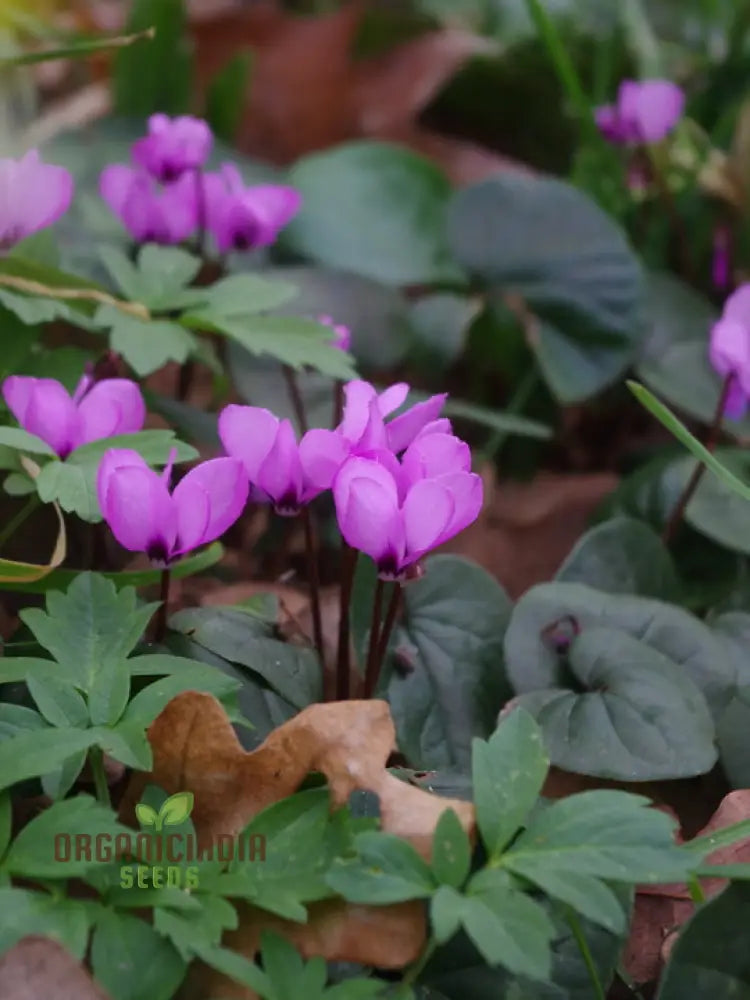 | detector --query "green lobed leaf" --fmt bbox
[91,908,187,1000]
[26,673,89,728]
[0,888,92,958]
[431,808,472,889]
[100,244,203,310]
[472,708,549,859]
[0,728,100,794]
[98,308,199,377]
[326,830,437,904]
